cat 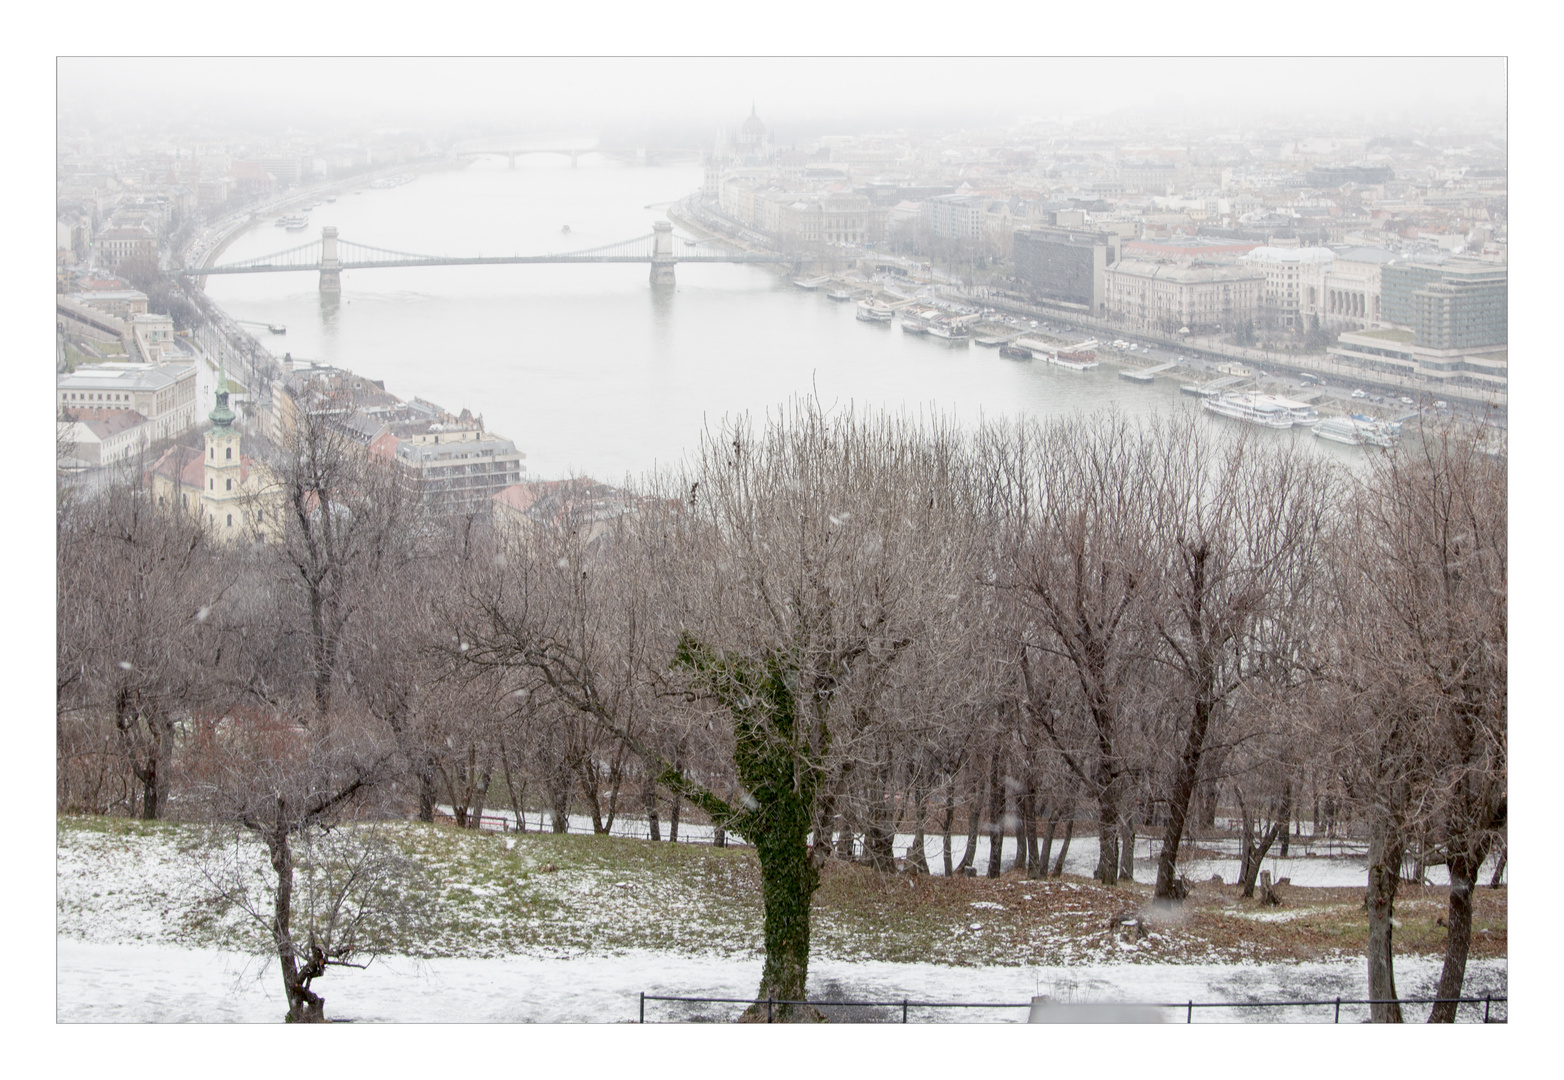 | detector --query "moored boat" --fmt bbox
[1264,394,1321,425]
[827,289,855,301]
[1312,417,1363,445]
[856,301,894,322]
[1201,393,1294,429]
[999,343,1033,359]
